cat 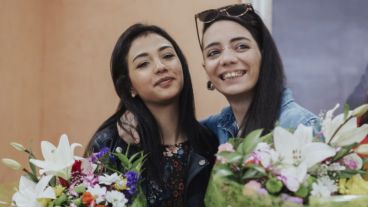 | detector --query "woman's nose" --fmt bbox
[219,48,237,66]
[154,59,167,74]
